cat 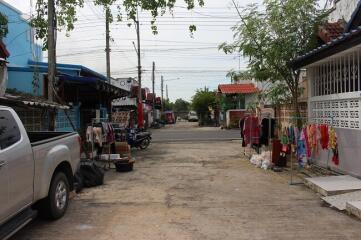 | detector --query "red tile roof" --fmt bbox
[318,20,346,43]
[218,83,258,94]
